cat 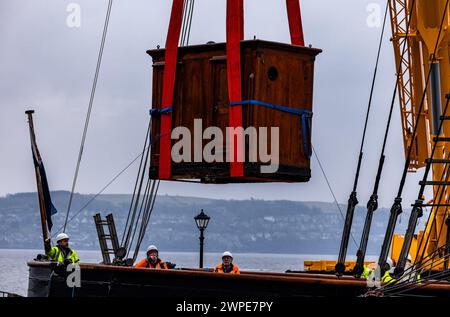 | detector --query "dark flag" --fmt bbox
[27,111,58,232]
